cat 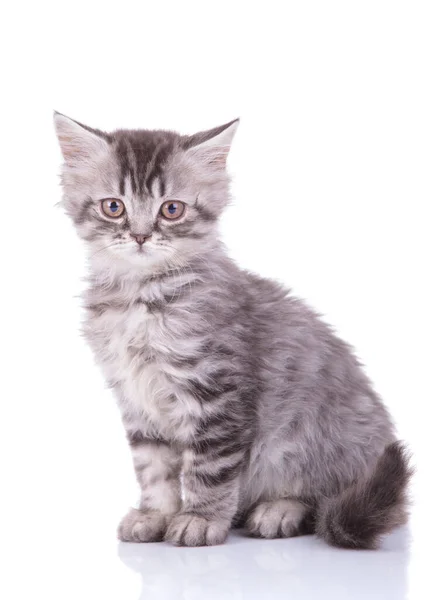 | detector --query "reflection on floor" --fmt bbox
[118,527,410,600]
